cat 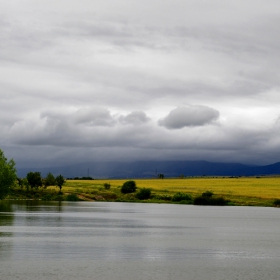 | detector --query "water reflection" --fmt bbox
[1,201,280,280]
[0,201,14,259]
[10,200,63,212]
[0,201,14,226]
